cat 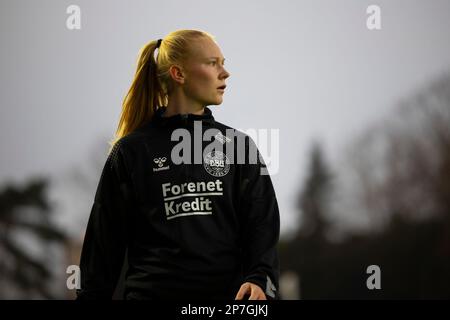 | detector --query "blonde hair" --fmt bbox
[108,29,216,153]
